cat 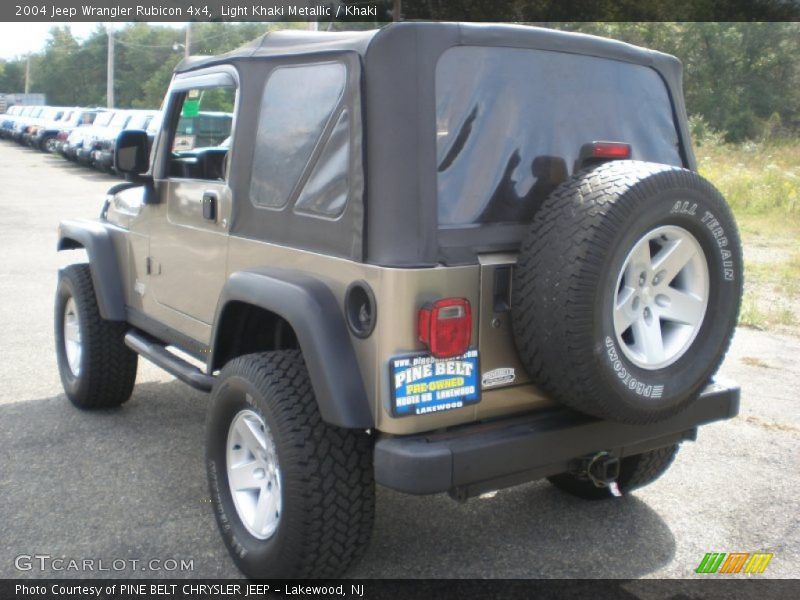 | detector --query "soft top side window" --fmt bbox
[249,61,348,217]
